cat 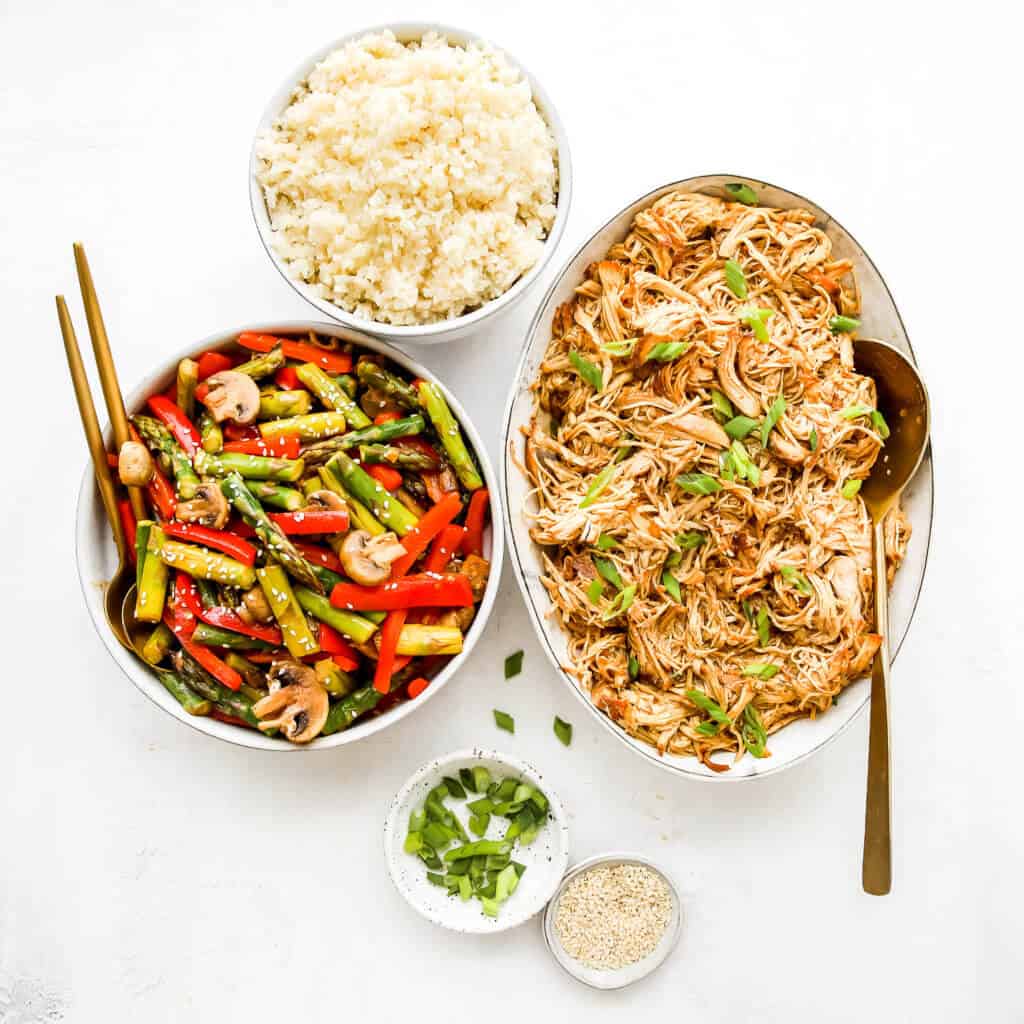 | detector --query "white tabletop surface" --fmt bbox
[2,1,1020,1020]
